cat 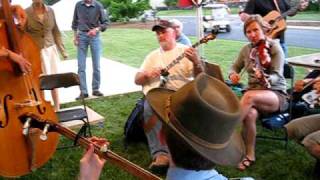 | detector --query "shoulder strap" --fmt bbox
[273,0,281,12]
